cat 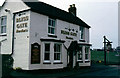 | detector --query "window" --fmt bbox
[79,26,84,40]
[78,47,82,60]
[48,18,56,35]
[85,47,89,60]
[44,43,50,61]
[54,44,61,61]
[1,16,7,34]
